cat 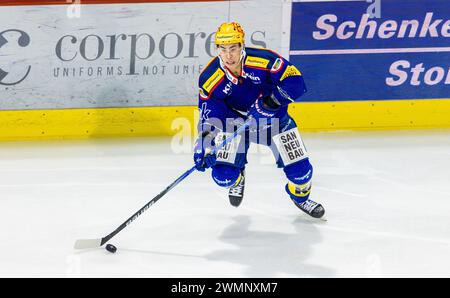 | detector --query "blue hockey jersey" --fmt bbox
[197,47,307,133]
